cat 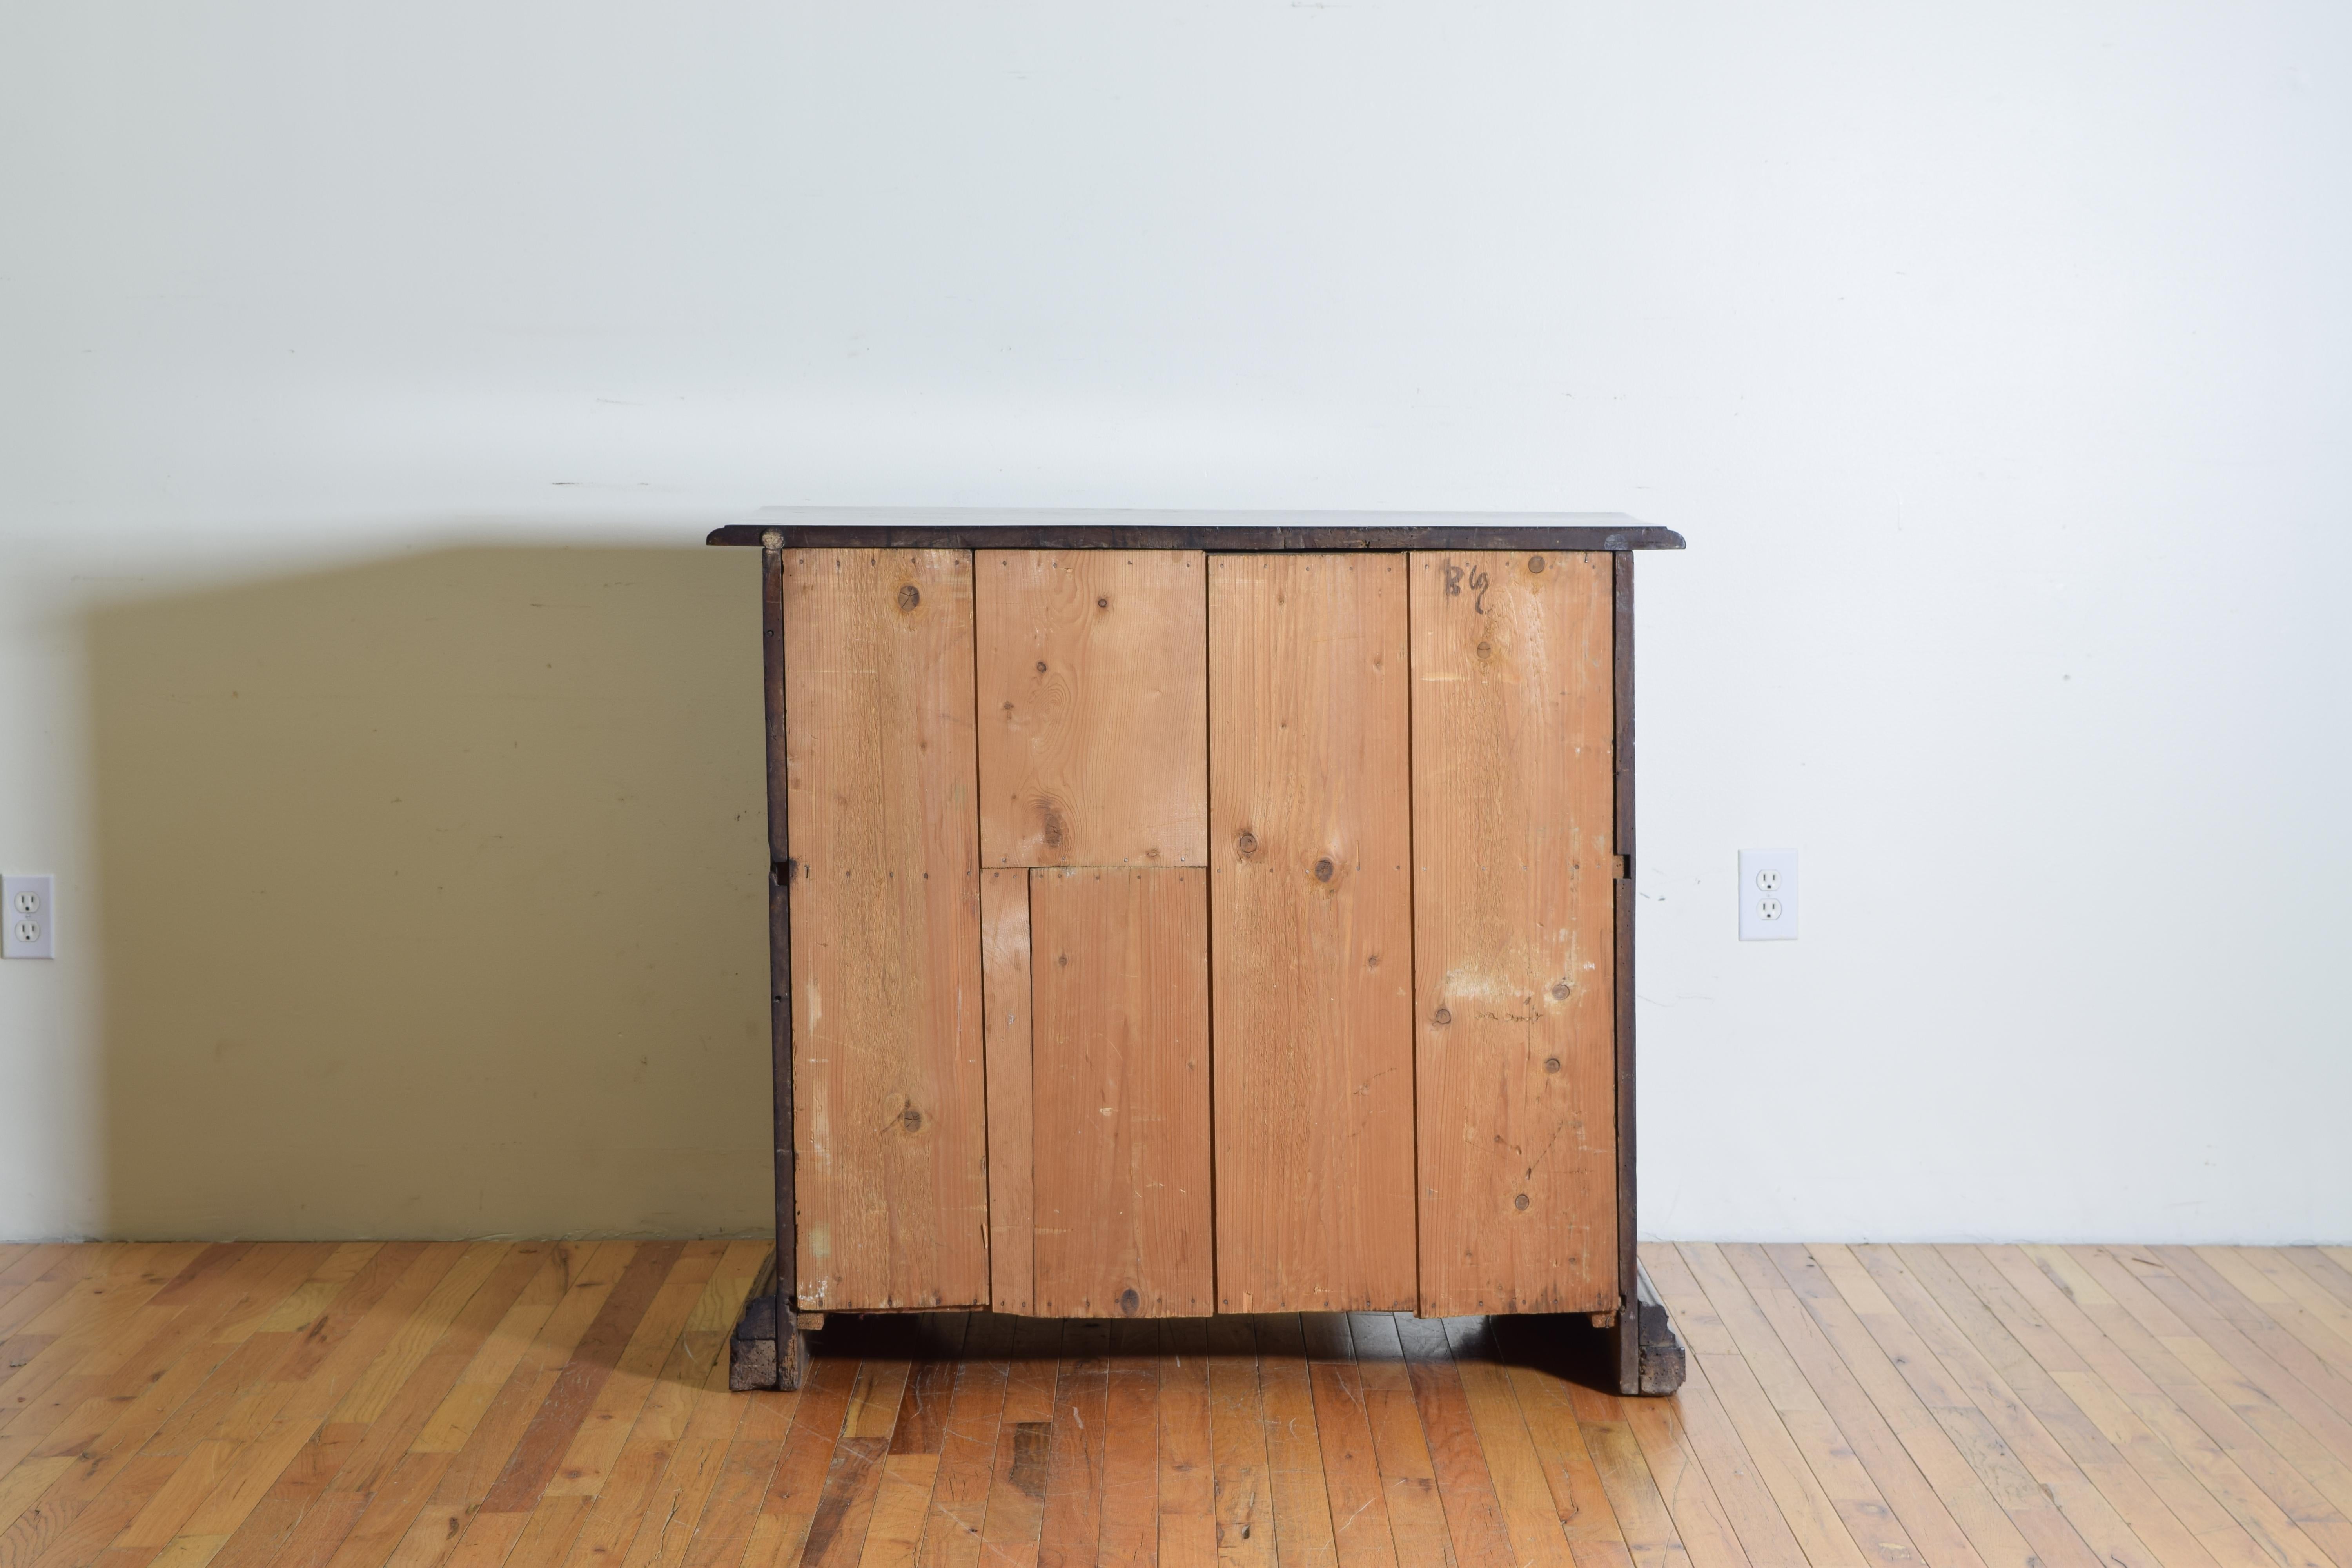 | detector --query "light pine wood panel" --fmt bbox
[1207,552,1417,1313]
[1410,548,1617,1317]
[980,870,1035,1316]
[974,549,1208,869]
[1027,867,1212,1318]
[781,548,987,1312]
